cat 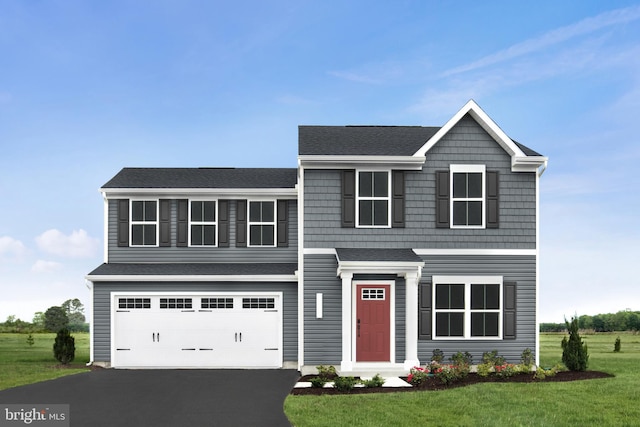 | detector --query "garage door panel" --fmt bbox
[113,293,282,368]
